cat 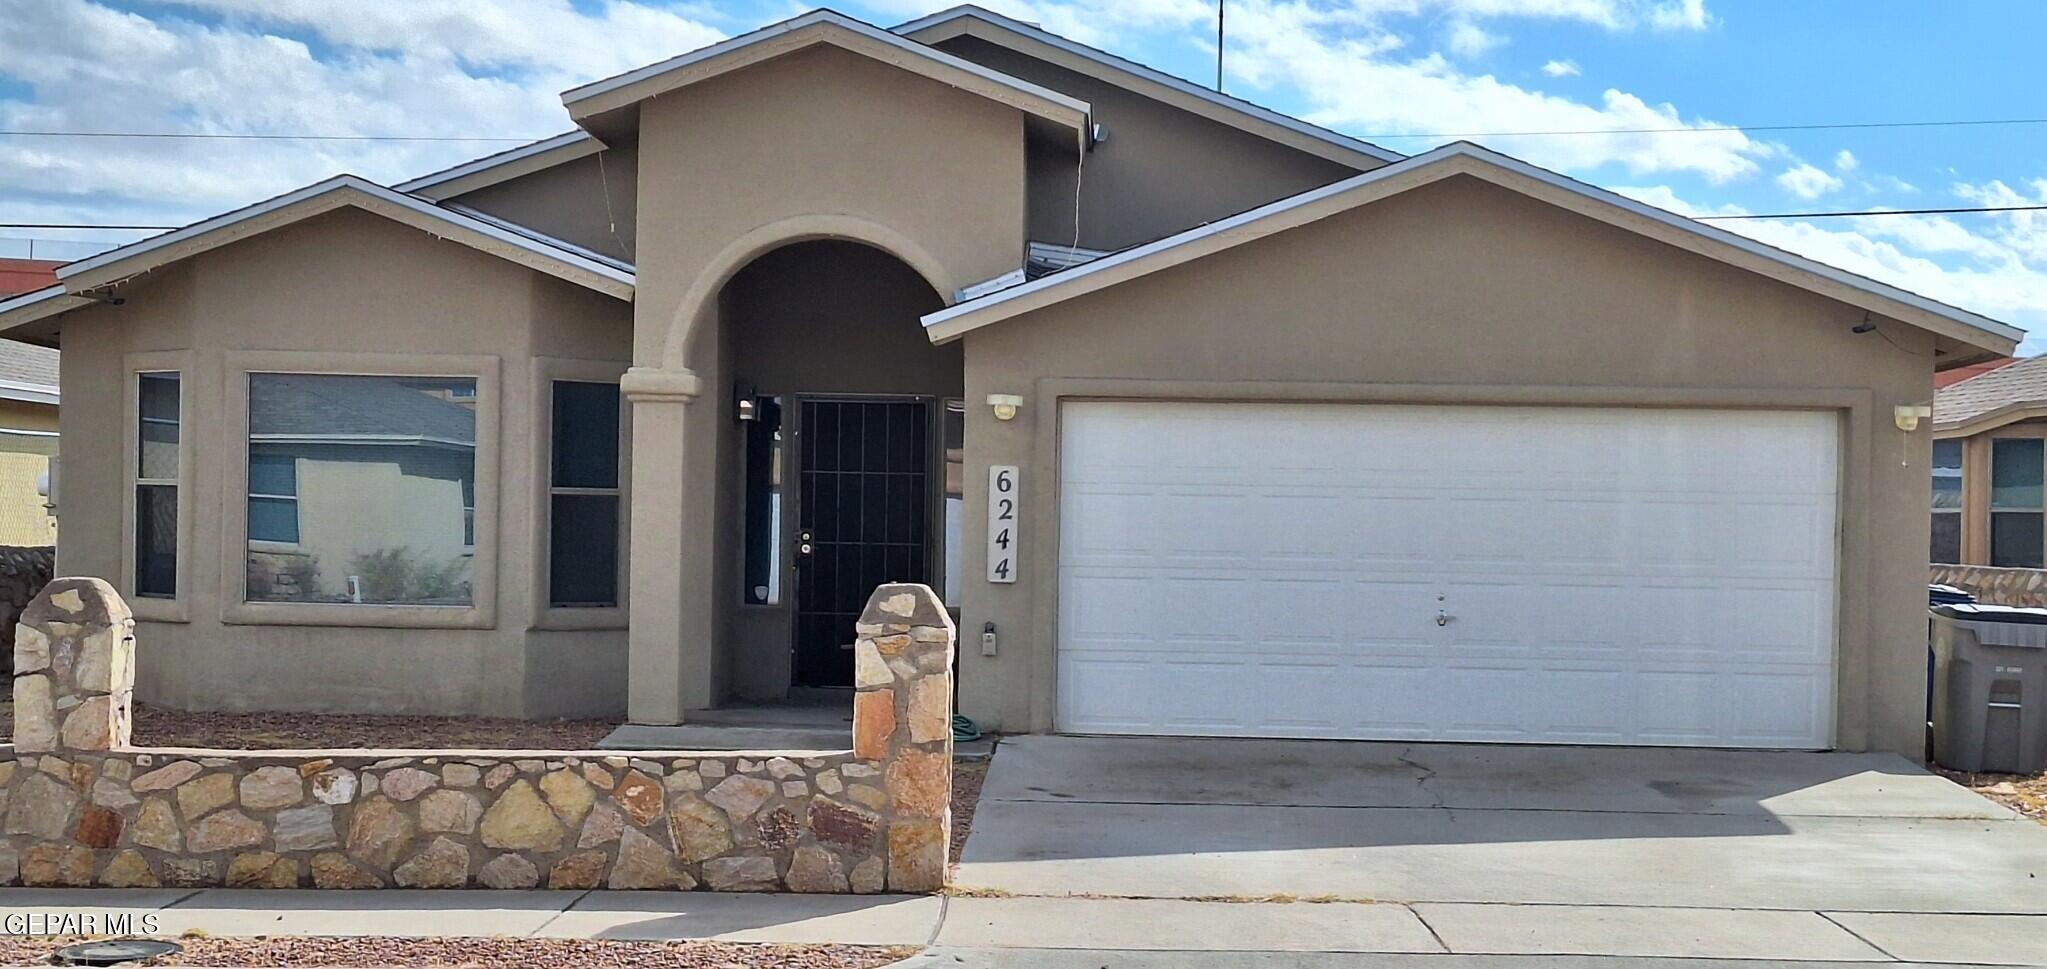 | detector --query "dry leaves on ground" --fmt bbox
[1937,767,2047,823]
[0,936,915,968]
[950,757,990,866]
